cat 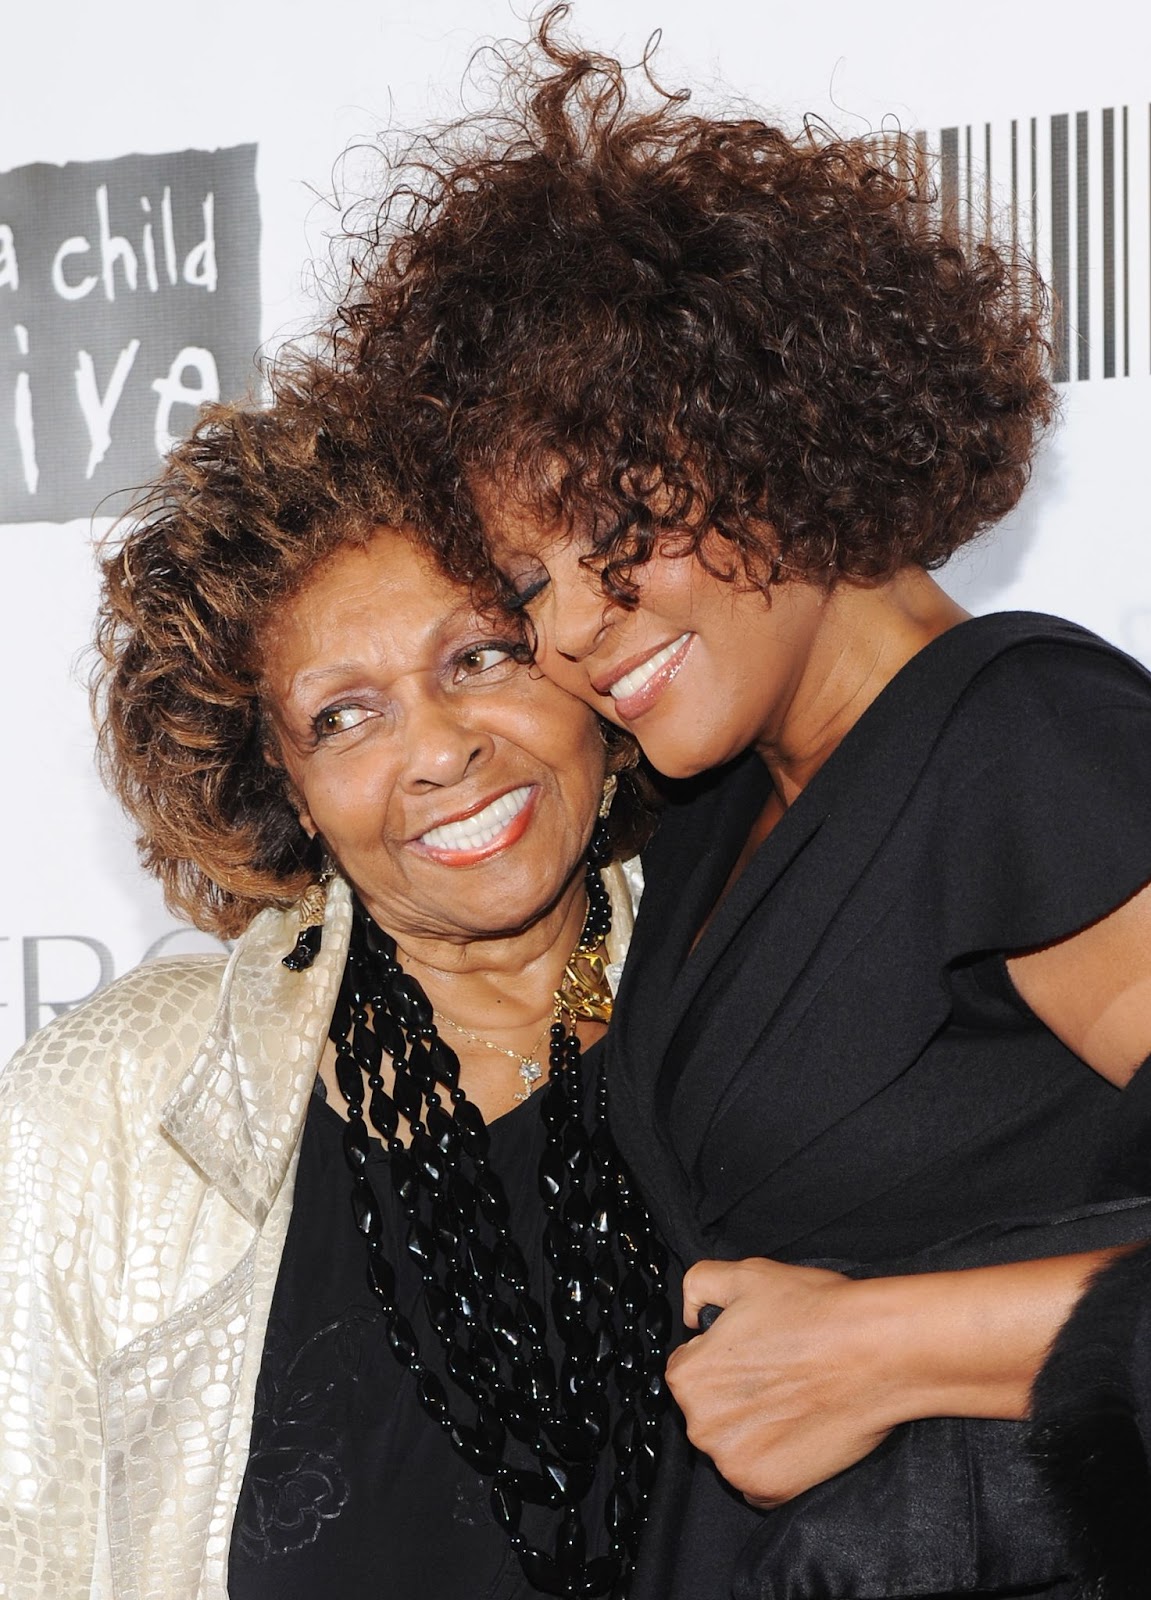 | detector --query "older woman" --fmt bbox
[335,22,1151,1600]
[0,395,668,1600]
